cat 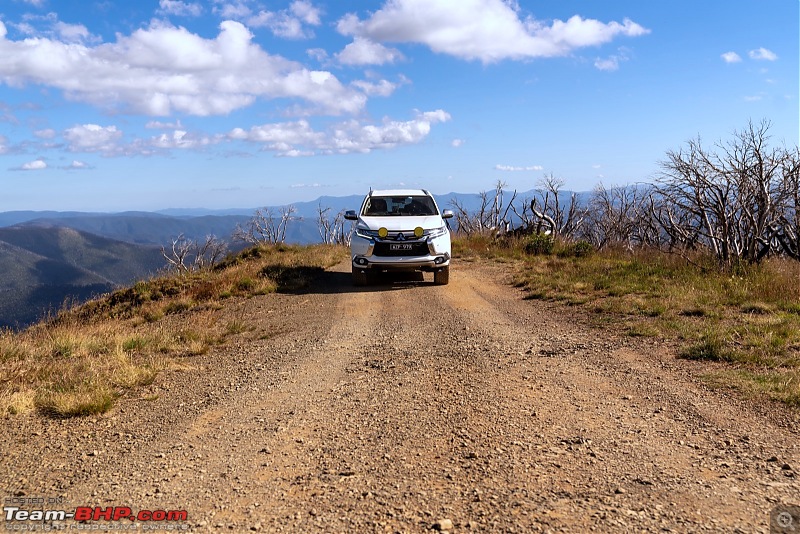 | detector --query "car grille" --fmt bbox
[373,241,430,257]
